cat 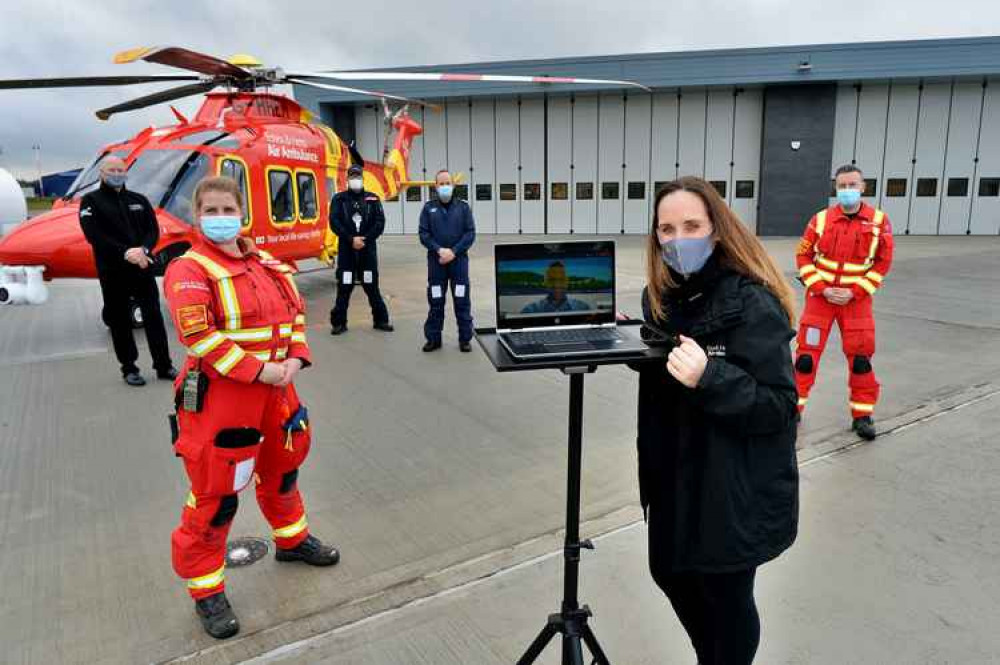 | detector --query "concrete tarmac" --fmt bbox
[0,235,997,664]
